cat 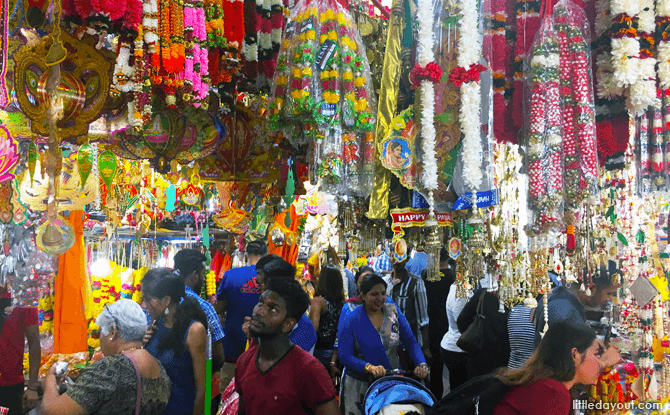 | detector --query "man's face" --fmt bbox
[192,268,206,294]
[249,291,292,339]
